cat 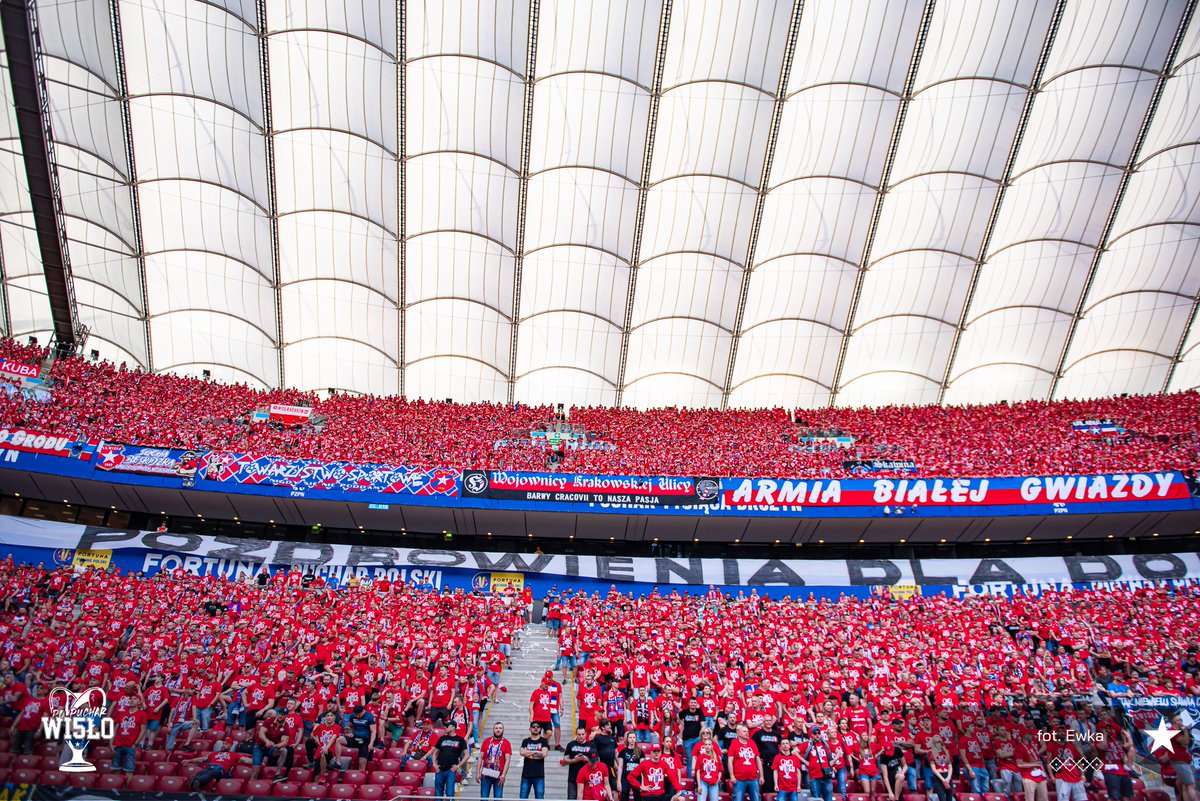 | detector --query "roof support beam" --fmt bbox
[506,0,541,405]
[254,0,285,387]
[828,0,937,407]
[0,0,84,348]
[1164,289,1200,393]
[107,0,152,369]
[615,0,673,408]
[720,0,805,411]
[0,228,10,336]
[398,0,407,397]
[937,0,1067,404]
[1049,0,1197,400]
